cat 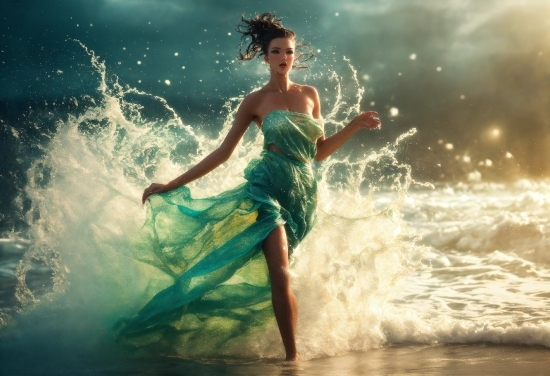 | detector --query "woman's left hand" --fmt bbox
[353,111,381,130]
